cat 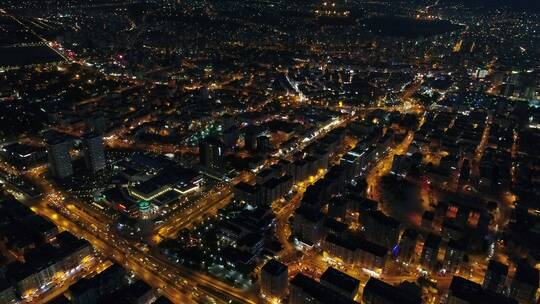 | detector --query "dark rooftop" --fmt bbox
[262,259,287,276]
[449,276,517,304]
[424,233,442,249]
[290,273,358,304]
[486,260,508,275]
[514,261,539,286]
[320,267,360,294]
[363,277,422,304]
